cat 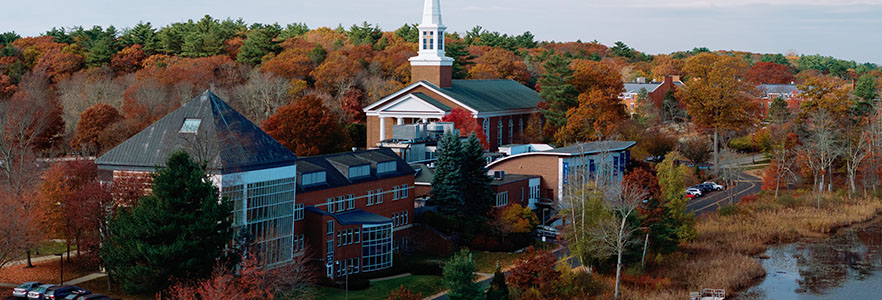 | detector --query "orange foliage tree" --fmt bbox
[489,204,539,245]
[111,44,146,75]
[0,190,43,269]
[262,94,352,156]
[468,46,530,84]
[745,61,794,84]
[71,102,122,153]
[441,107,489,148]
